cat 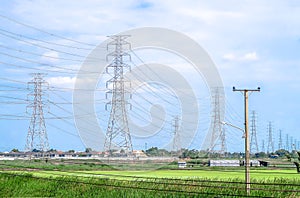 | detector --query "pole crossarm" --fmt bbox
[232,87,261,92]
